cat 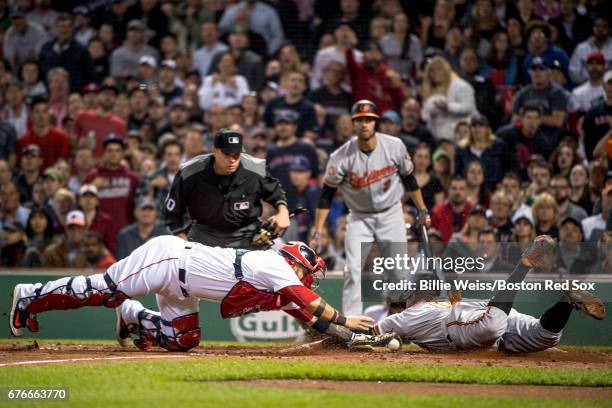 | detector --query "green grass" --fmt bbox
[2,342,612,407]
